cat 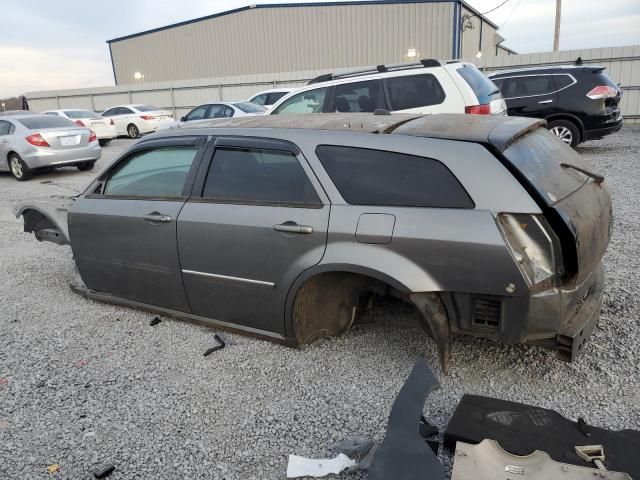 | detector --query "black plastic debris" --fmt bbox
[368,359,445,480]
[419,416,439,439]
[149,317,161,326]
[444,394,640,478]
[93,463,115,478]
[203,335,226,356]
